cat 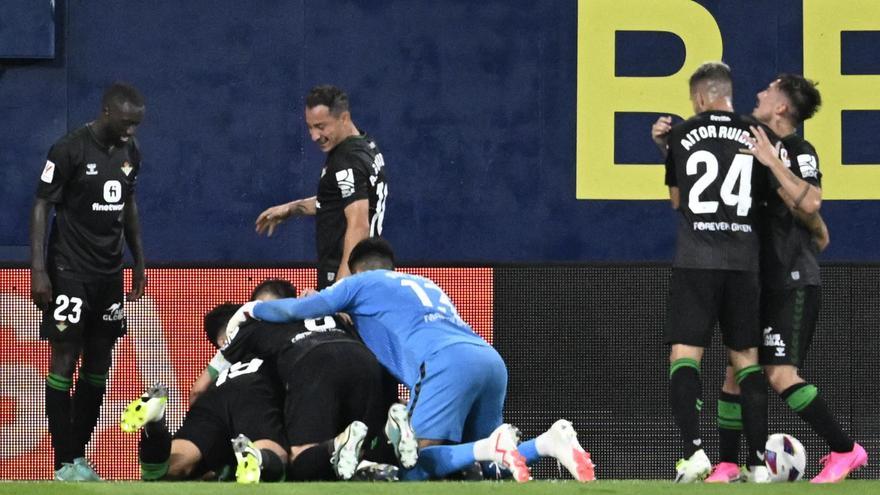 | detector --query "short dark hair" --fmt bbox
[204,303,241,349]
[102,82,145,109]
[689,62,732,97]
[250,278,297,301]
[306,85,349,116]
[775,74,821,123]
[348,237,395,272]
